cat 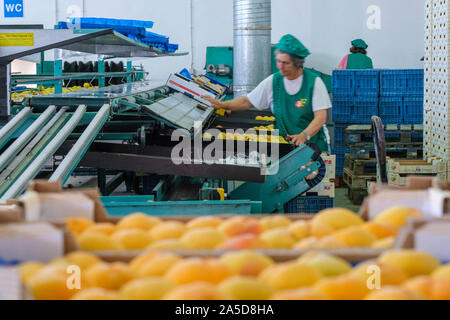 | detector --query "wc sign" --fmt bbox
[4,0,24,18]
